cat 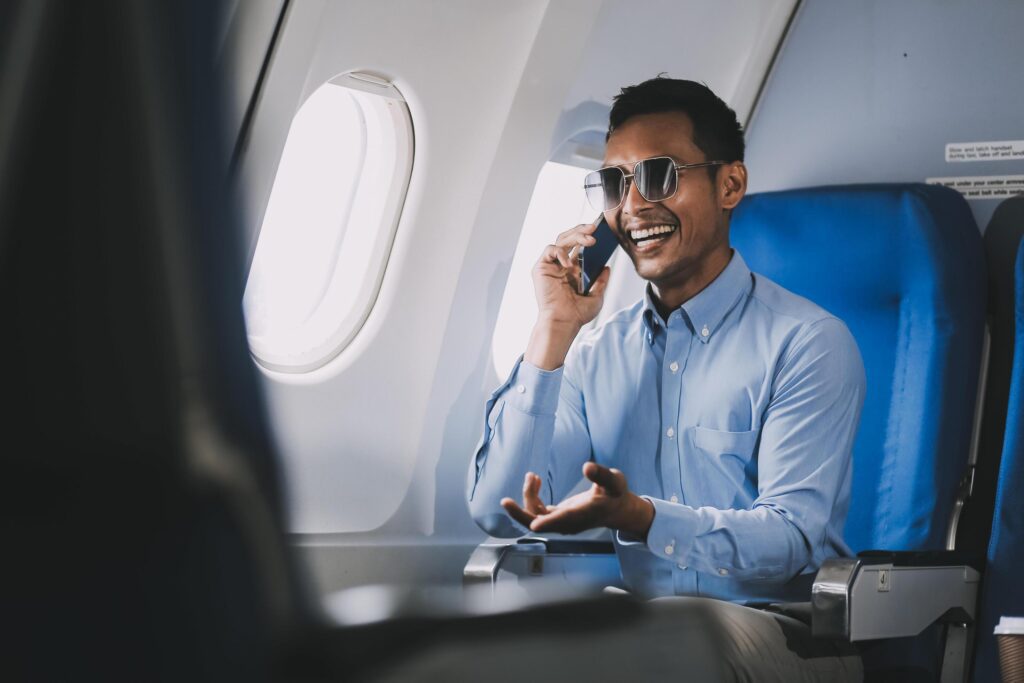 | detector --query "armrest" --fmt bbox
[464,537,620,591]
[811,550,981,641]
[856,549,983,571]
